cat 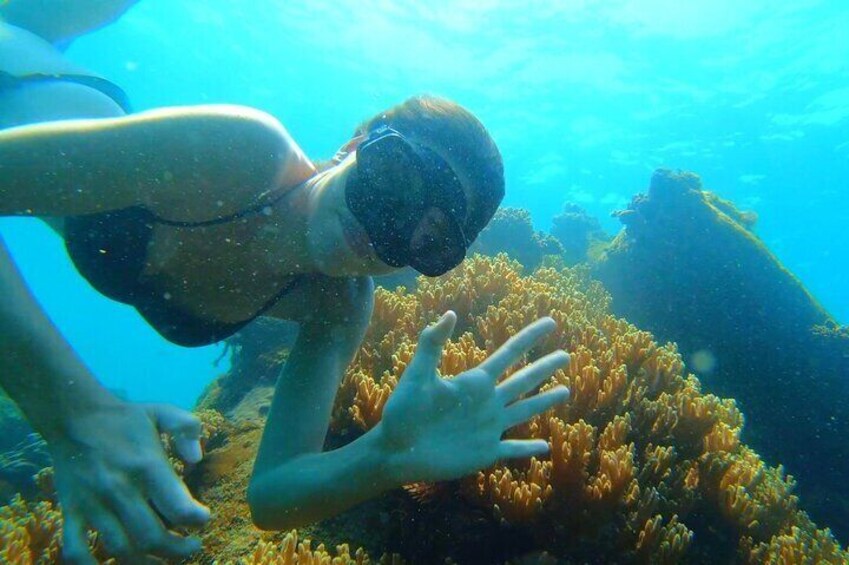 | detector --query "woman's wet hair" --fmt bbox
[354,95,505,242]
